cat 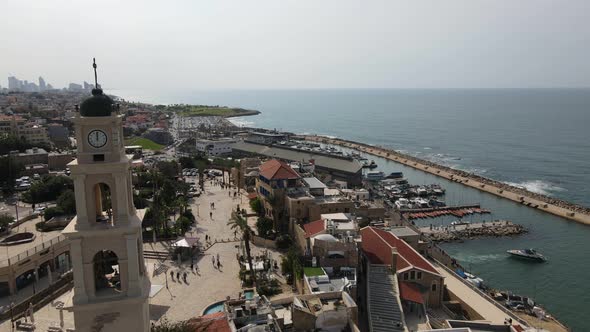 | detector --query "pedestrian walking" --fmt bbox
[190,262,194,271]
[217,260,221,270]
[216,253,220,263]
[170,270,174,281]
[183,272,188,283]
[176,271,180,280]
[212,255,216,267]
[210,211,213,219]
